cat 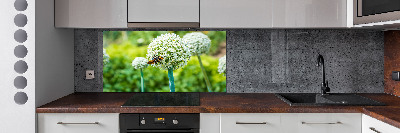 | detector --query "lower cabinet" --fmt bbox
[362,114,400,133]
[38,113,119,133]
[201,113,362,133]
[220,113,281,133]
[38,113,400,133]
[200,113,220,133]
[281,113,361,133]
